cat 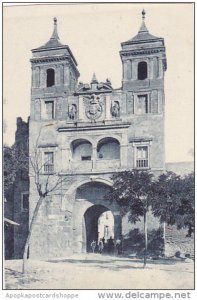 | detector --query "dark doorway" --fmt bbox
[84,205,114,252]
